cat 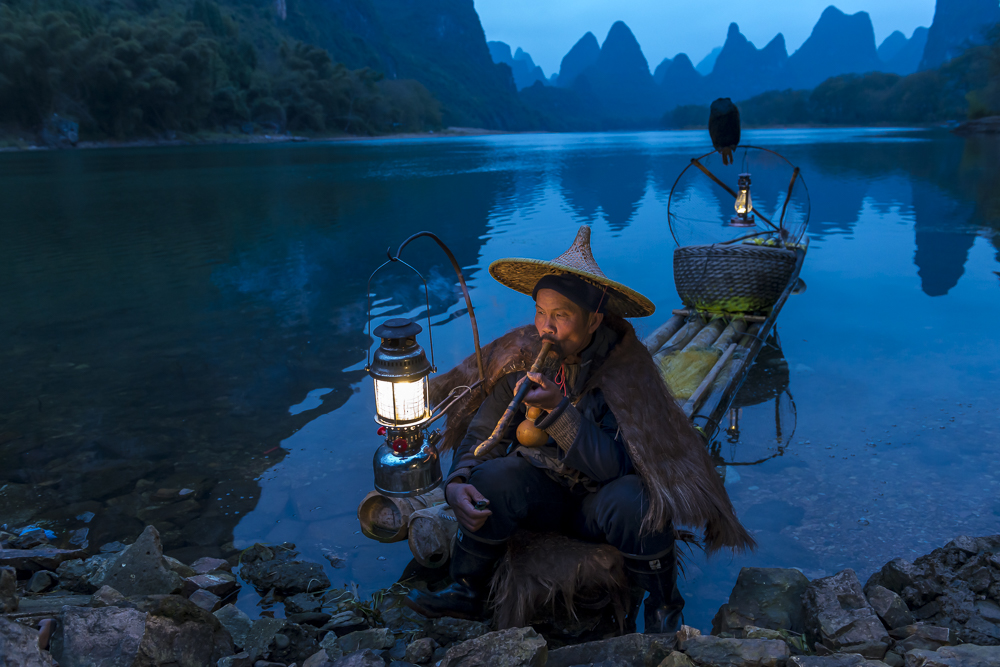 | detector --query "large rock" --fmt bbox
[680,635,789,667]
[0,566,17,612]
[904,644,1000,667]
[439,627,546,667]
[804,569,891,659]
[547,633,675,667]
[101,526,184,596]
[890,624,952,653]
[713,567,811,636]
[867,585,915,630]
[242,617,287,660]
[0,617,57,667]
[57,606,148,667]
[238,543,330,595]
[133,595,235,666]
